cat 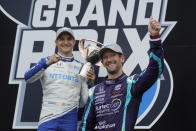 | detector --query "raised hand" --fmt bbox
[148,16,161,36]
[86,68,95,87]
[78,39,87,59]
[46,54,61,65]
